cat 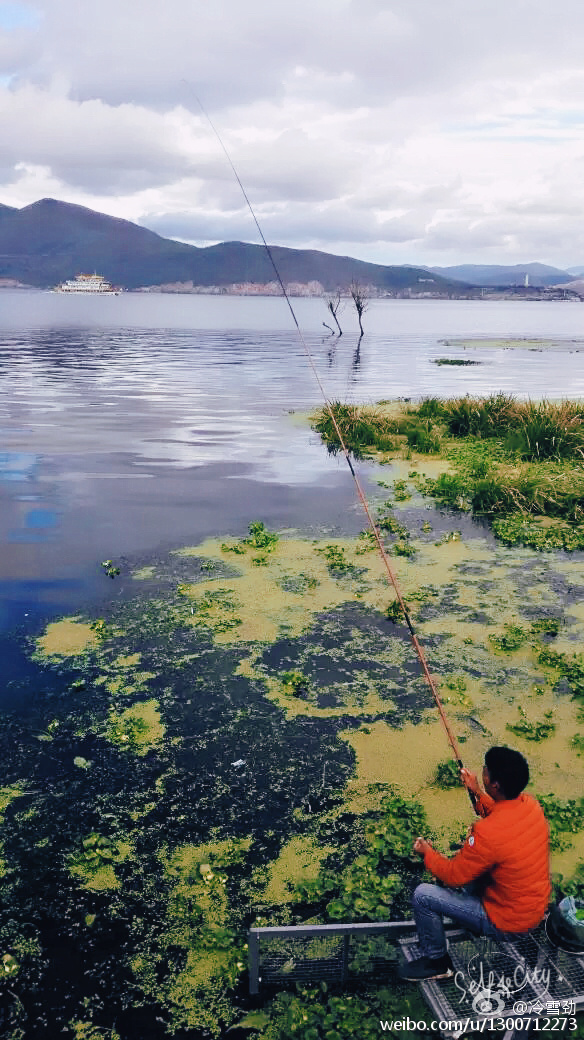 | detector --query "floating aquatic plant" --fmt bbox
[392,540,415,557]
[493,513,584,551]
[530,618,560,637]
[506,706,556,741]
[433,760,462,789]
[296,791,426,922]
[537,646,584,698]
[263,984,428,1040]
[355,530,377,554]
[79,833,119,864]
[538,795,584,852]
[434,358,480,366]
[315,544,349,571]
[377,513,408,536]
[187,588,243,633]
[220,540,246,555]
[245,520,279,551]
[571,734,584,757]
[489,623,528,653]
[313,544,367,578]
[2,953,20,977]
[280,671,311,699]
[385,601,403,624]
[101,560,121,578]
[392,479,411,501]
[89,618,110,640]
[221,520,279,560]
